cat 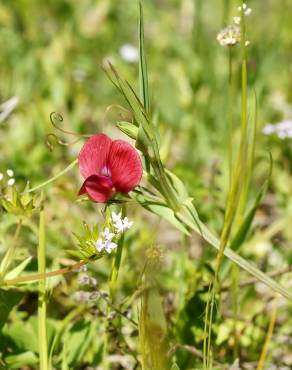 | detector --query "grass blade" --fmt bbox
[38,194,48,370]
[139,2,150,114]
